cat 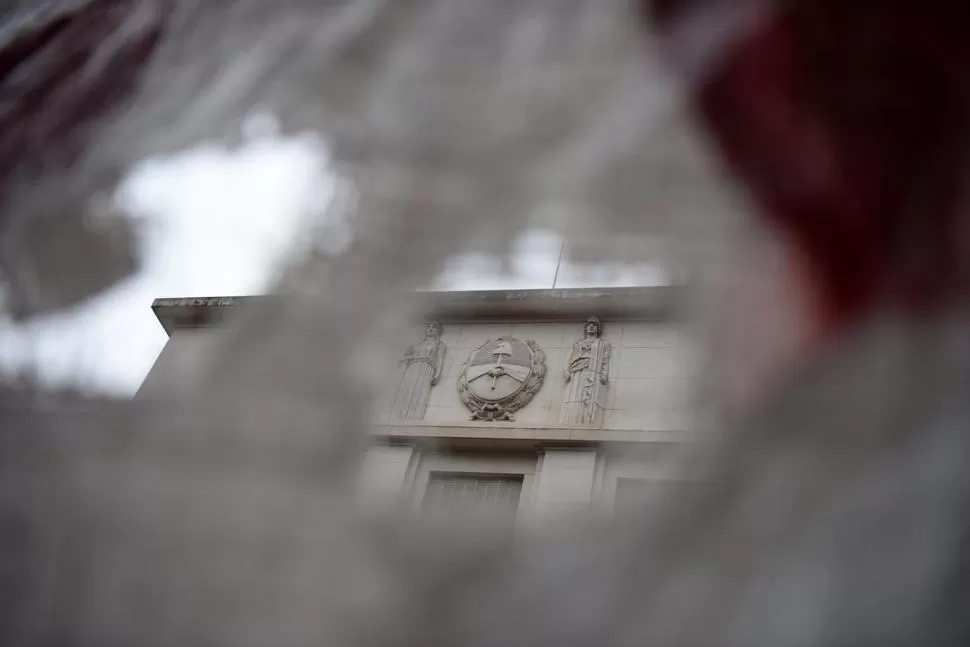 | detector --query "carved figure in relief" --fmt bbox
[560,317,612,425]
[388,322,446,421]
